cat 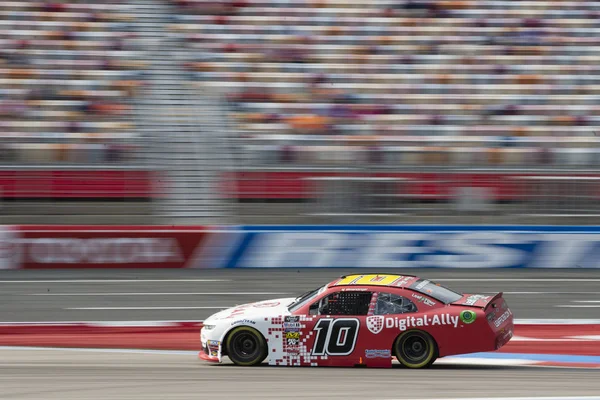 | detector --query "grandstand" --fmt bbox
[0,1,146,164]
[2,0,600,224]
